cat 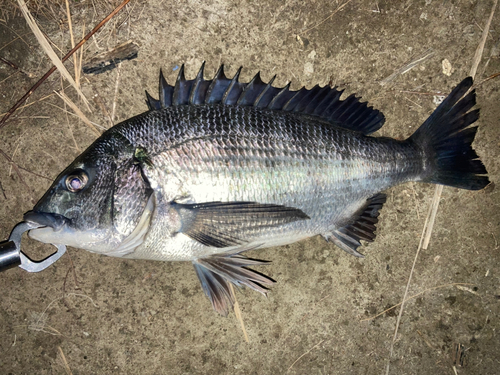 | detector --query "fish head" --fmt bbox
[25,134,154,255]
